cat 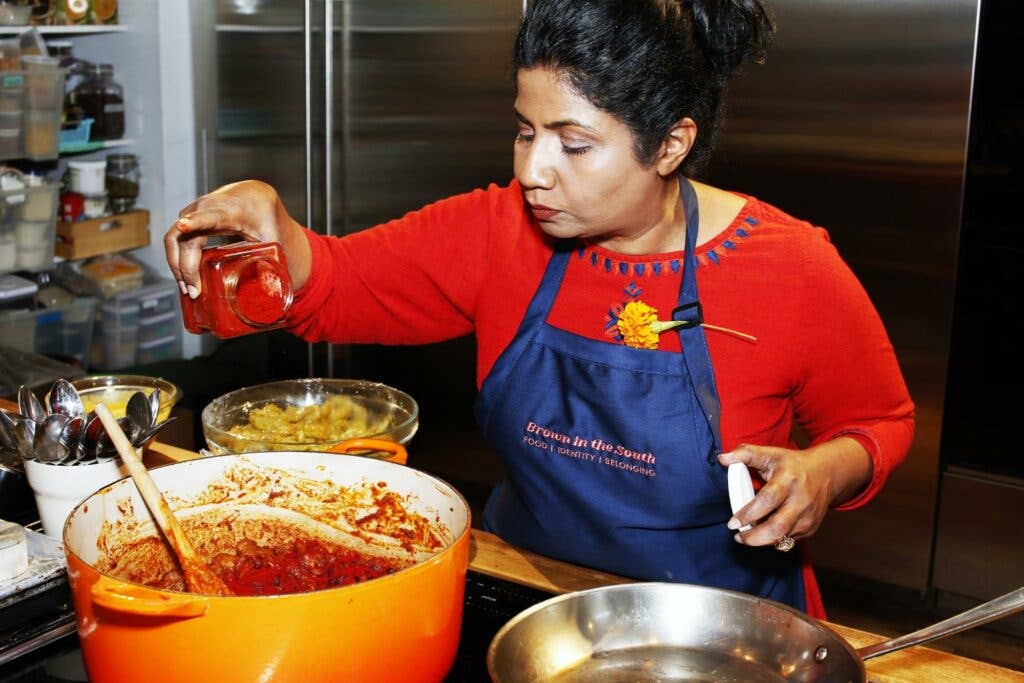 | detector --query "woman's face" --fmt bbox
[513,67,668,245]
